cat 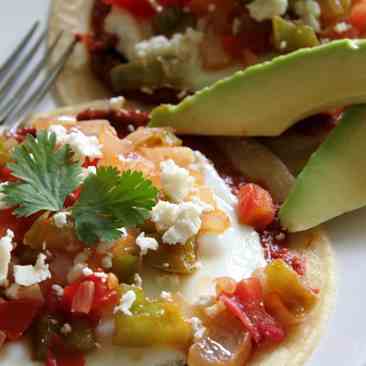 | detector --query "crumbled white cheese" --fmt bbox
[247,0,288,21]
[82,267,94,277]
[0,229,15,286]
[134,273,143,288]
[118,227,128,238]
[279,40,287,50]
[14,253,51,286]
[66,129,103,160]
[151,199,210,245]
[294,0,322,32]
[60,323,72,335]
[162,202,203,245]
[136,232,159,255]
[114,290,136,316]
[94,272,108,280]
[109,96,126,110]
[134,28,203,63]
[48,125,103,160]
[52,284,64,297]
[53,212,68,229]
[190,317,206,340]
[160,159,194,202]
[151,200,180,231]
[334,22,351,33]
[101,254,113,269]
[0,182,10,210]
[160,291,172,301]
[191,197,214,213]
[48,125,68,144]
[194,295,215,307]
[80,166,97,181]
